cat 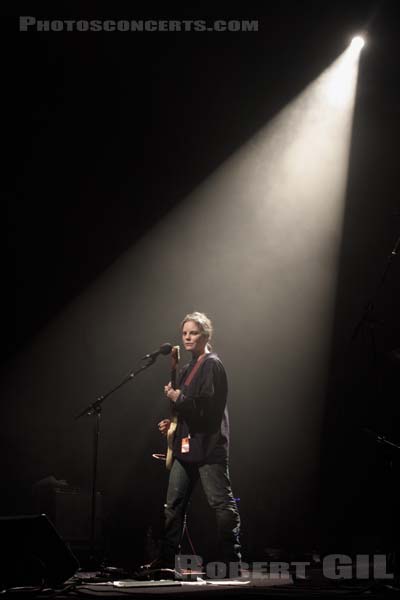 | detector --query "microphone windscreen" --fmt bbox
[160,343,173,355]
